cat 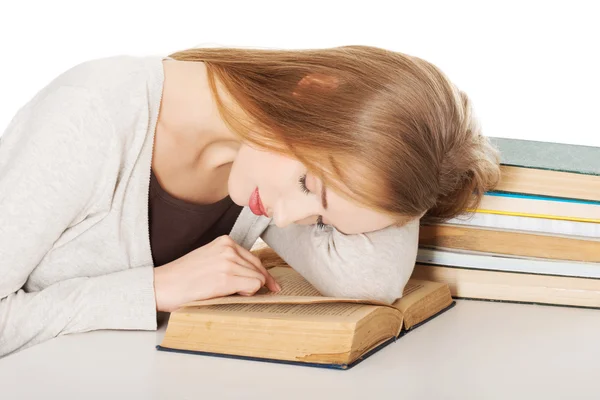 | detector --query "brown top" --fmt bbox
[148,170,244,267]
